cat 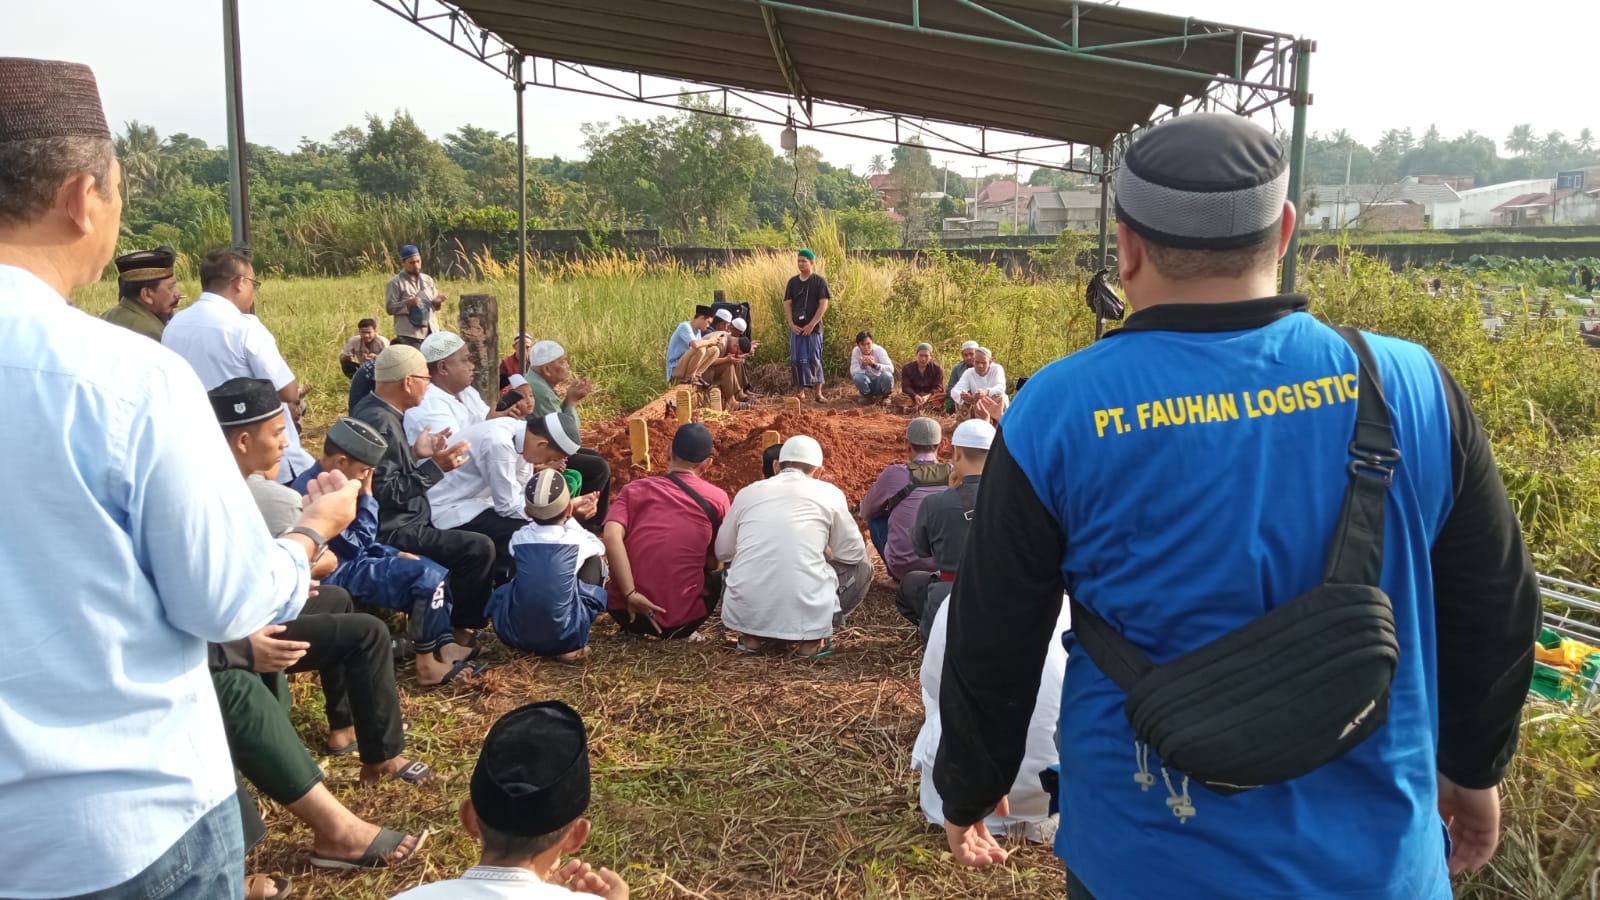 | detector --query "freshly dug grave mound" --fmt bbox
[588,400,956,506]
